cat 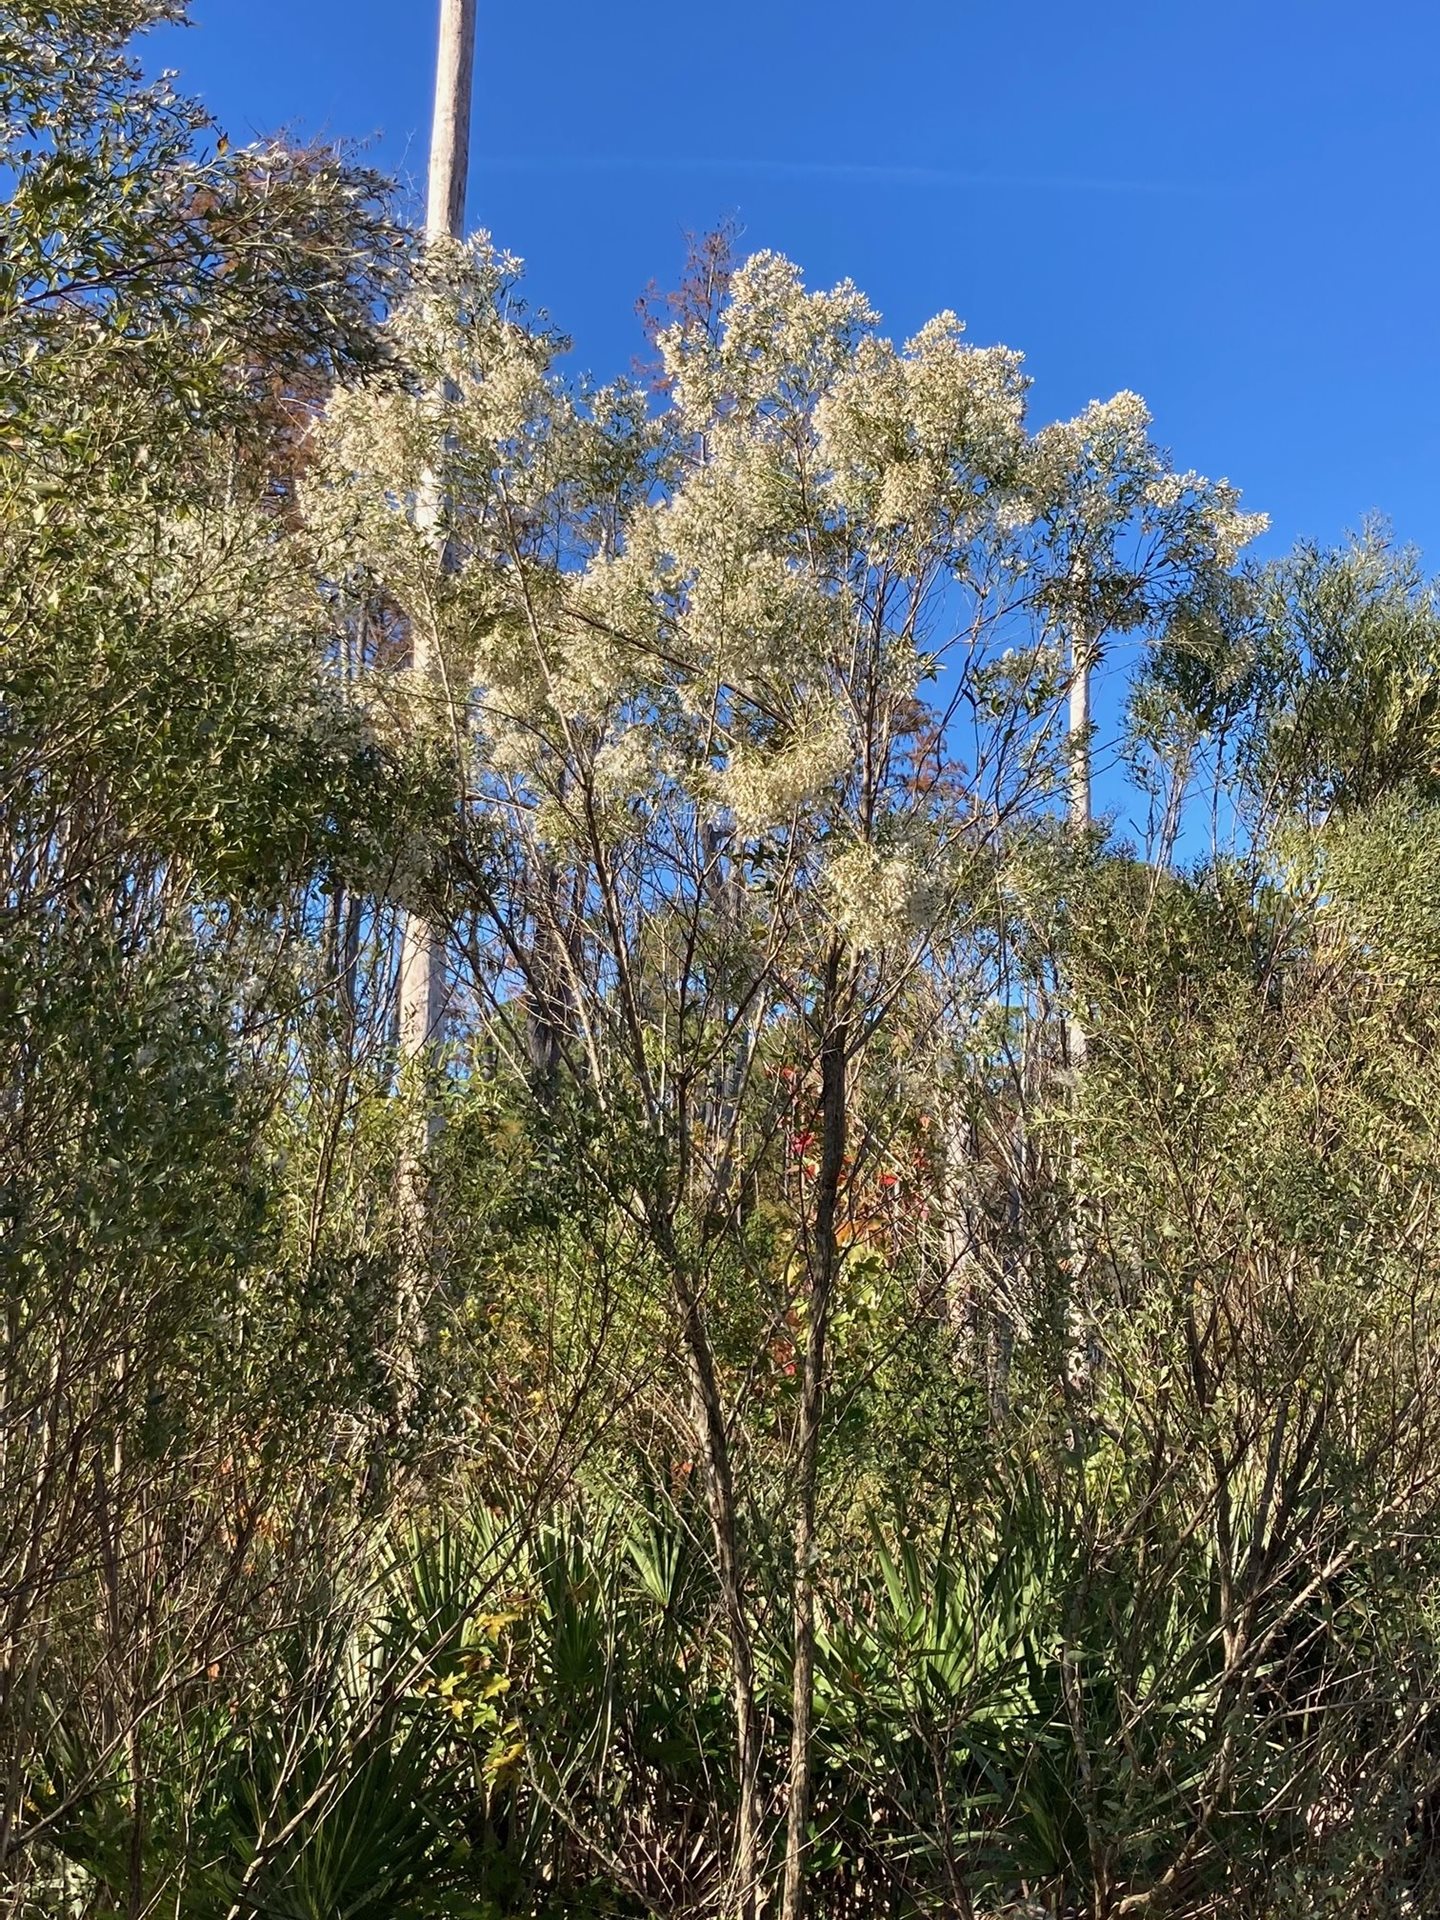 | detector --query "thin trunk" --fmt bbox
[703,817,747,1193]
[1152,735,1193,880]
[1067,625,1093,838]
[782,960,847,1920]
[1063,590,1094,1394]
[396,0,475,1088]
[523,866,564,1100]
[388,0,476,1444]
[1063,540,1099,1070]
[655,1217,764,1919]
[685,1297,765,1920]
